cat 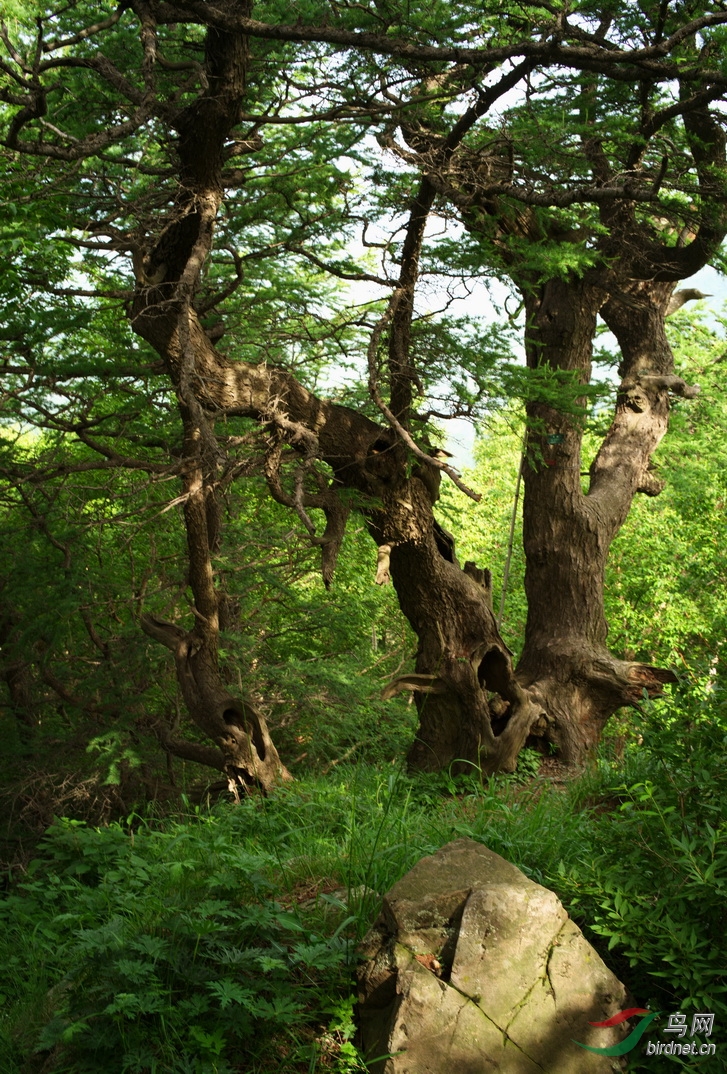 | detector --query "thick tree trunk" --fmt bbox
[512,277,679,763]
[416,92,724,771]
[369,476,541,774]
